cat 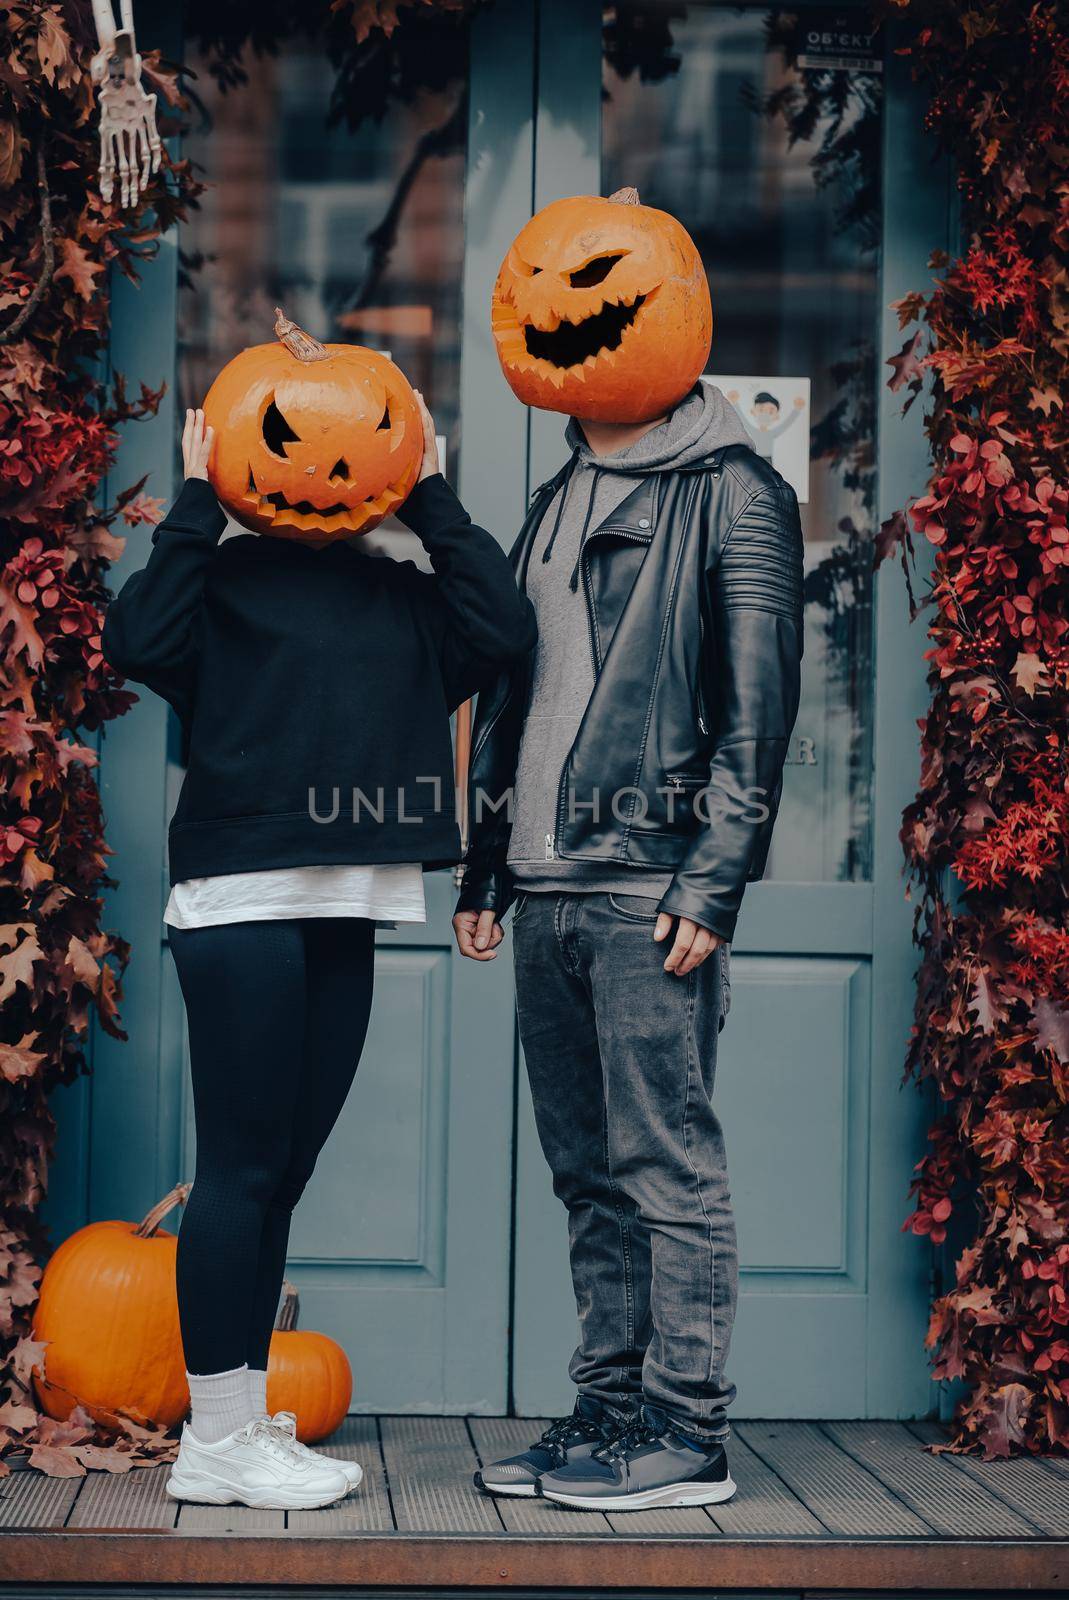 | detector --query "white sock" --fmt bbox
[186,1364,253,1445]
[248,1367,269,1420]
